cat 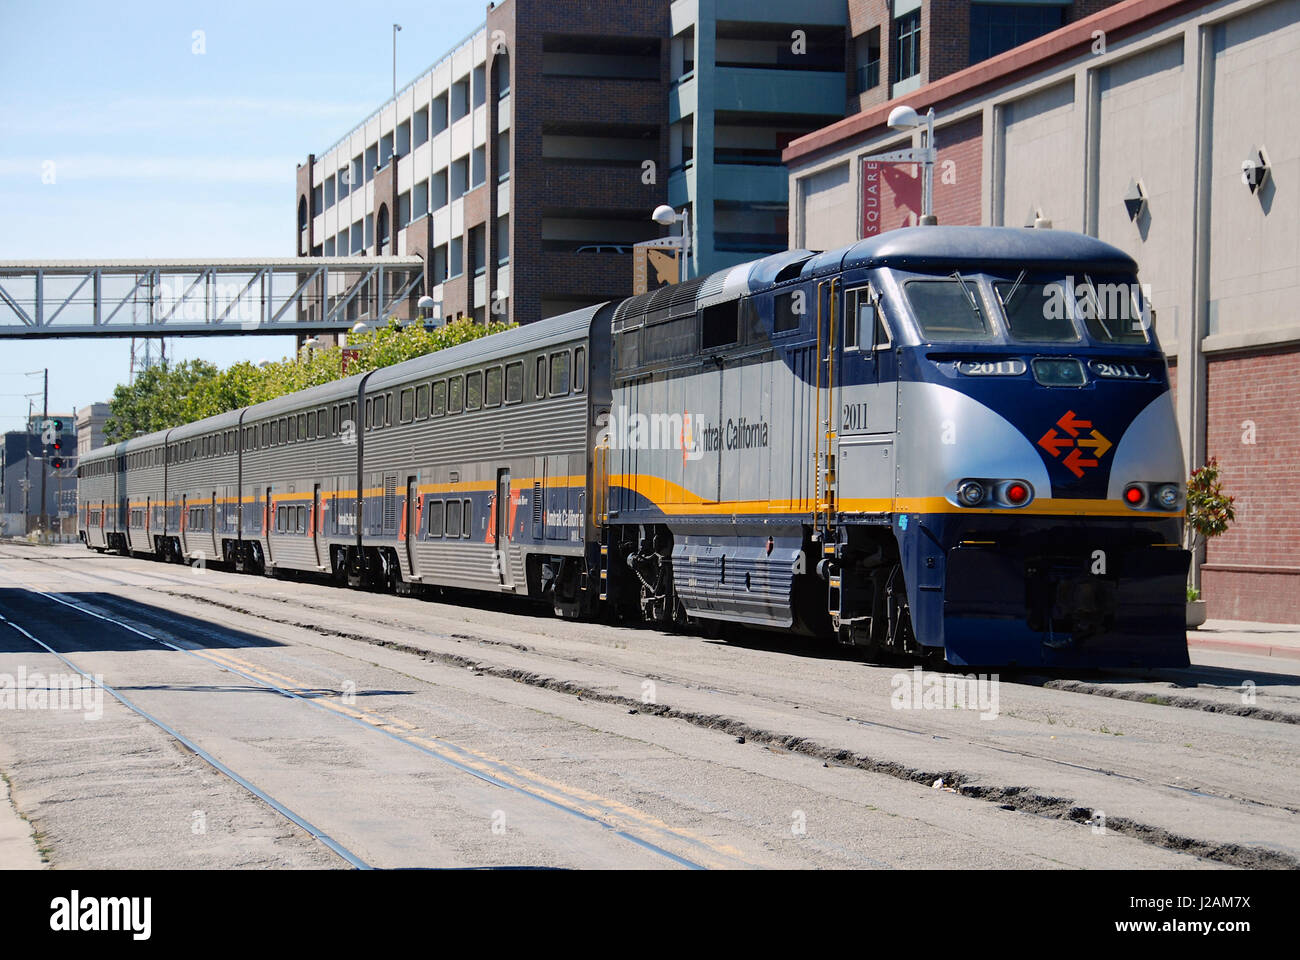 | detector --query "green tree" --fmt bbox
[103,318,513,442]
[1184,456,1236,596]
